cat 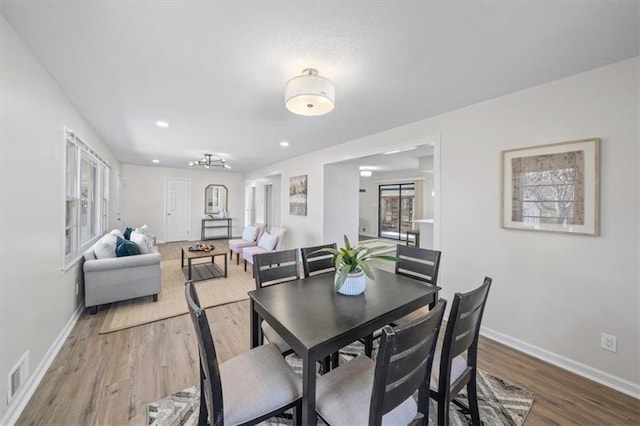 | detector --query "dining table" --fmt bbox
[248,267,440,425]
